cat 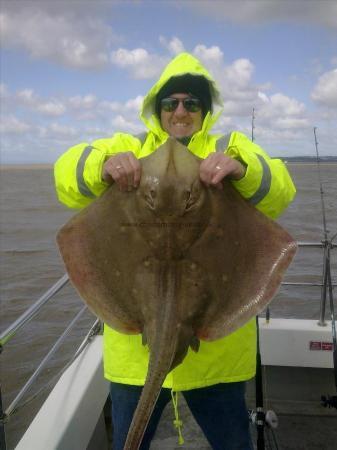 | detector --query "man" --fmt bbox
[54,52,296,449]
